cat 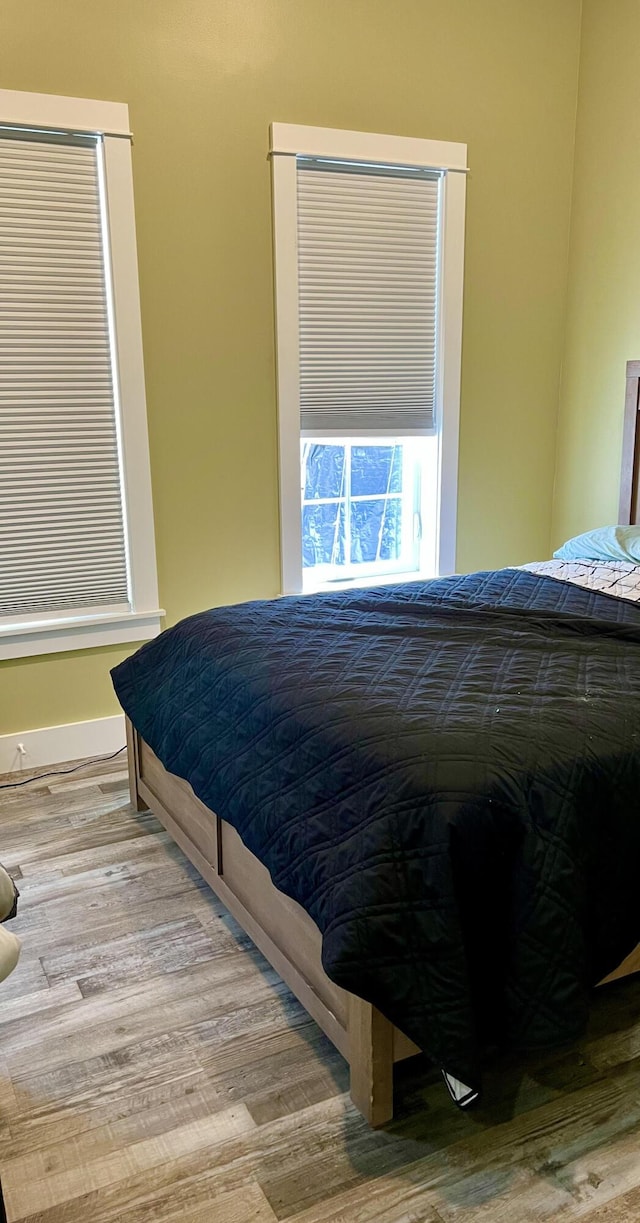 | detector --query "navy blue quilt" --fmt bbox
[112,569,640,1095]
